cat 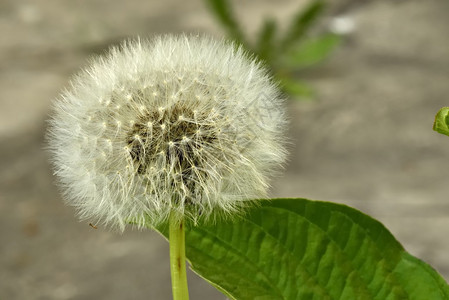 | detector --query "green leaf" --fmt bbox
[281,1,326,51]
[283,33,341,69]
[256,19,277,61]
[433,107,449,137]
[279,76,315,99]
[204,0,246,45]
[155,198,449,299]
